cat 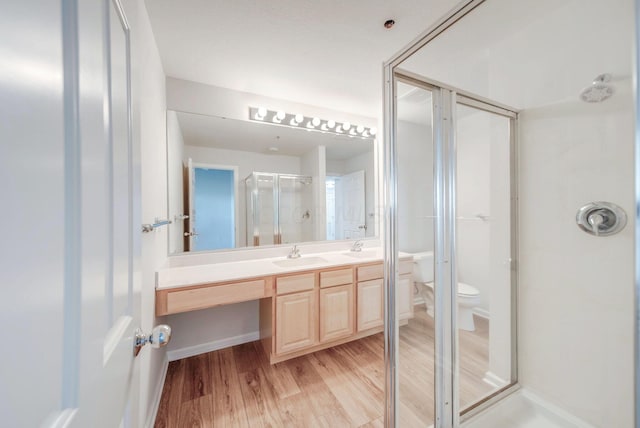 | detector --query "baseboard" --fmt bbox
[483,370,508,388]
[472,307,490,320]
[167,331,260,362]
[145,353,169,428]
